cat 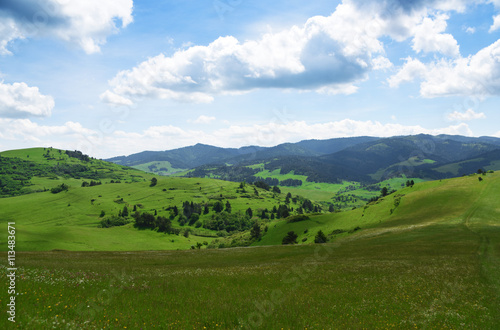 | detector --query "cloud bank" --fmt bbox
[0,0,133,54]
